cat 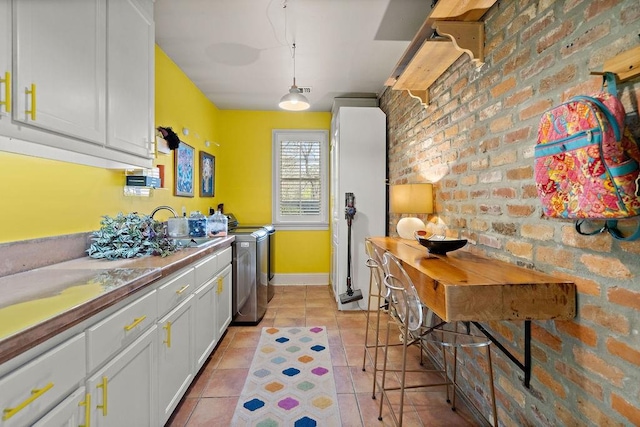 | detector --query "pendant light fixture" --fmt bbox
[279,43,310,111]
